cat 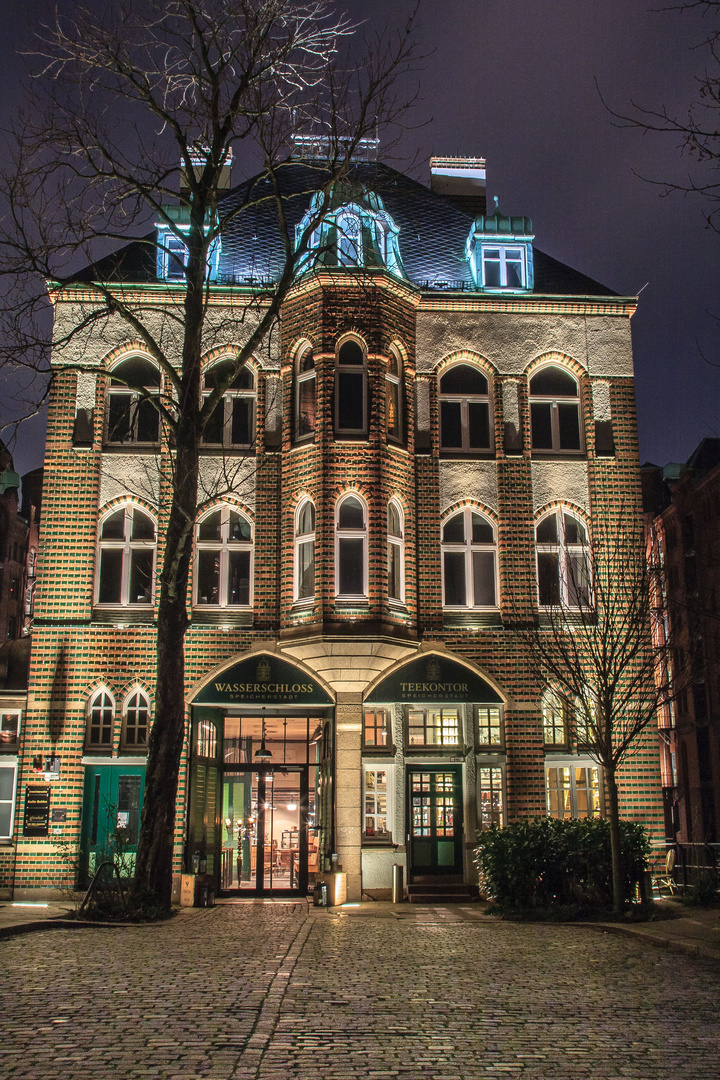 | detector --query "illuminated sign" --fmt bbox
[193,654,333,706]
[365,654,502,704]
